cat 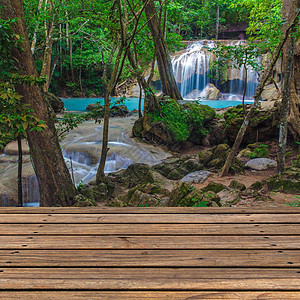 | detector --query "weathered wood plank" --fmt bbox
[0,268,300,290]
[0,291,300,299]
[1,207,300,214]
[1,213,300,223]
[1,223,300,235]
[0,249,299,267]
[0,235,299,249]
